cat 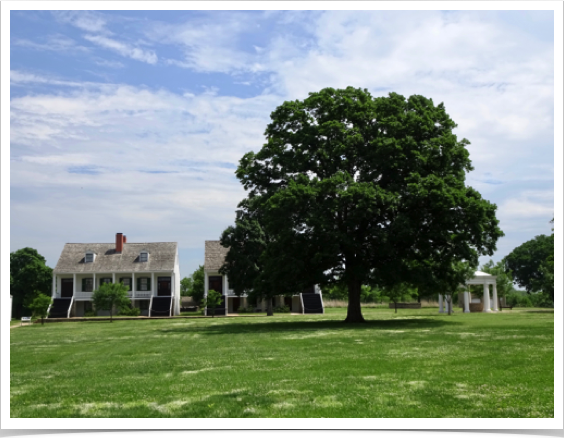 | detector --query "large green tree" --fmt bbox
[504,234,553,296]
[220,200,305,316]
[235,87,503,322]
[10,247,53,319]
